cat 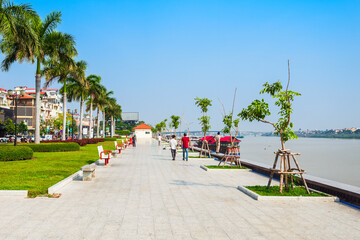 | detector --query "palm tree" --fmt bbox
[85,74,102,138]
[92,94,103,138]
[60,64,88,139]
[104,97,118,137]
[106,102,121,137]
[92,85,111,138]
[42,58,82,141]
[0,0,36,36]
[1,10,63,143]
[101,90,114,138]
